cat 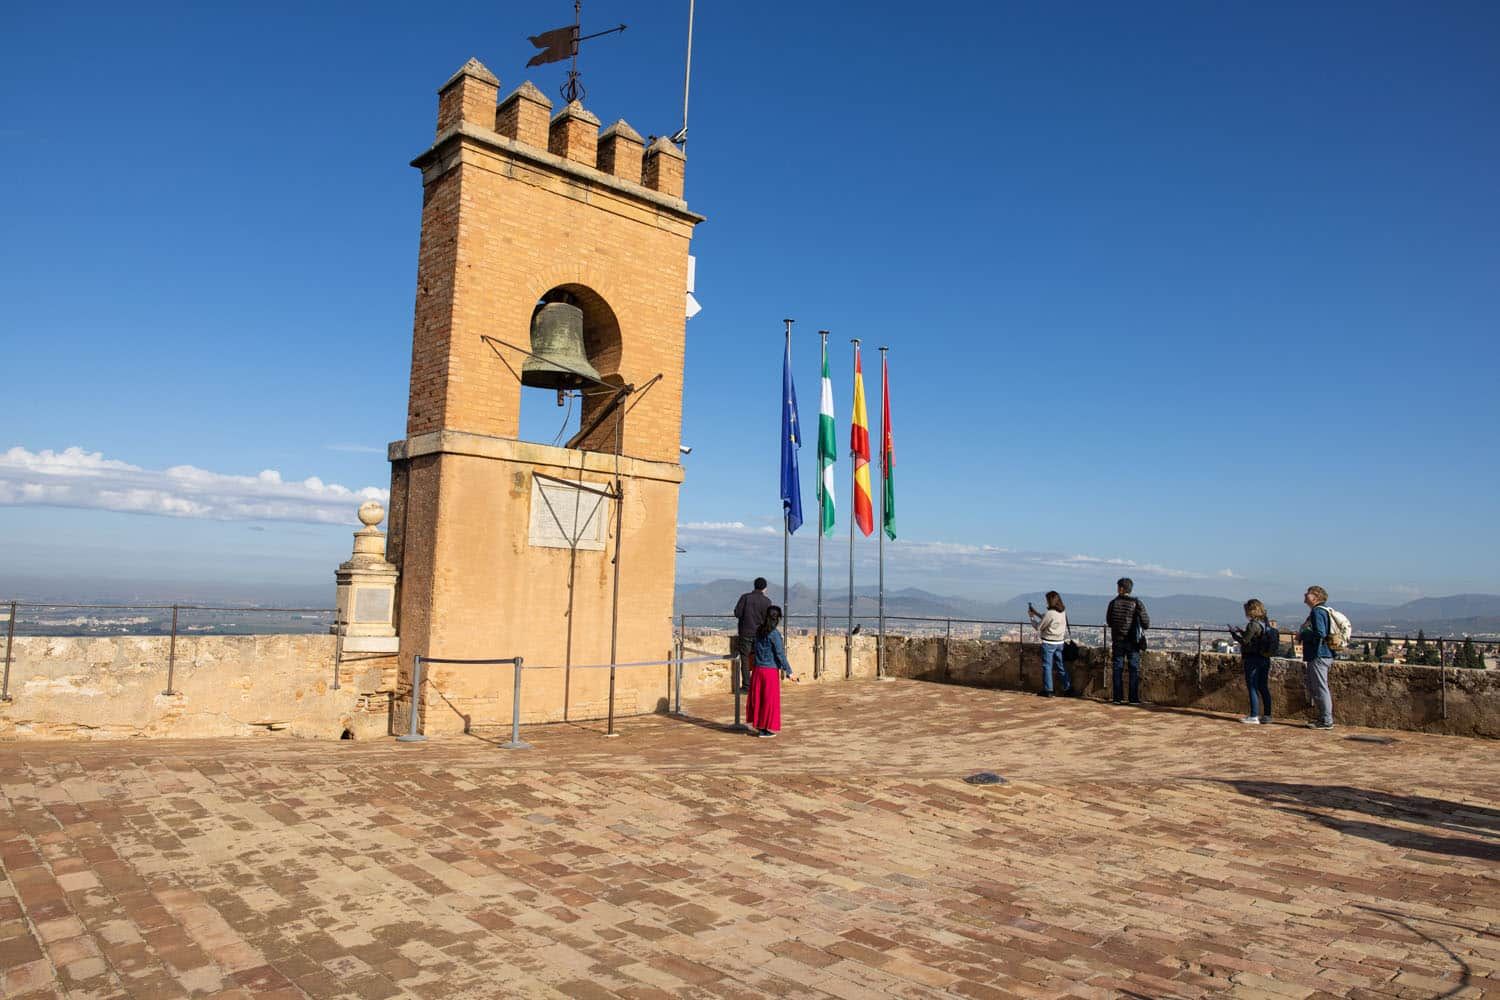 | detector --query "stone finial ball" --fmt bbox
[358,500,386,528]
